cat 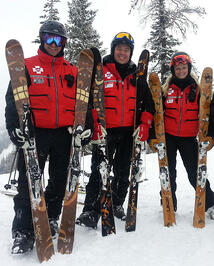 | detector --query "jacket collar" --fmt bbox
[37,48,64,65]
[103,54,136,79]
